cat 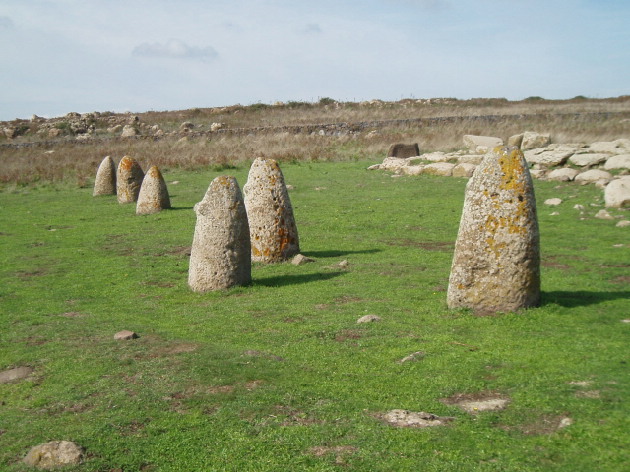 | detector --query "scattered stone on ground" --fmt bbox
[616,220,630,227]
[604,154,630,170]
[573,204,585,210]
[338,260,349,269]
[621,319,630,323]
[243,158,300,262]
[291,254,315,266]
[23,441,84,469]
[423,162,455,177]
[398,351,425,363]
[546,168,580,182]
[92,156,116,196]
[463,135,503,151]
[441,392,510,414]
[575,169,613,184]
[380,409,454,428]
[188,176,251,292]
[521,131,551,150]
[357,314,382,323]
[595,209,614,220]
[121,124,139,137]
[605,175,630,208]
[114,330,138,340]
[136,166,171,215]
[568,152,609,167]
[0,366,34,384]
[116,156,144,204]
[544,198,562,206]
[447,147,540,314]
[387,143,419,158]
